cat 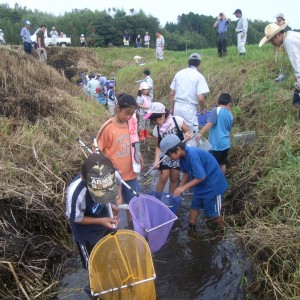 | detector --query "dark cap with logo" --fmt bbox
[82,153,117,204]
